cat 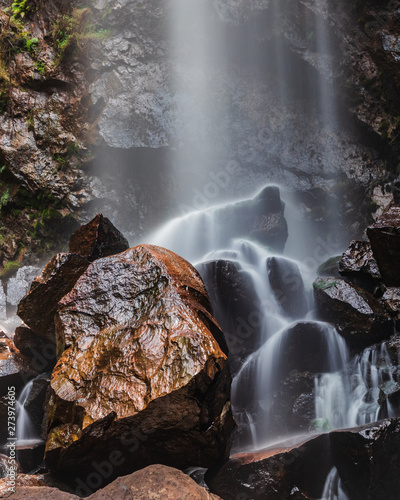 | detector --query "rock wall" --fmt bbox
[0,0,399,264]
